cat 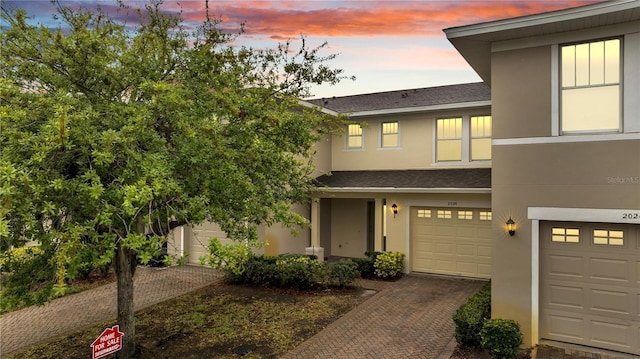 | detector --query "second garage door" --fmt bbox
[540,221,640,355]
[410,207,492,278]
